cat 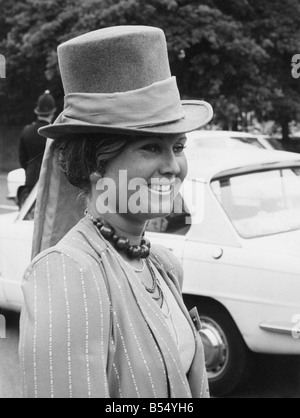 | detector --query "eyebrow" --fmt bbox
[135,136,187,143]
